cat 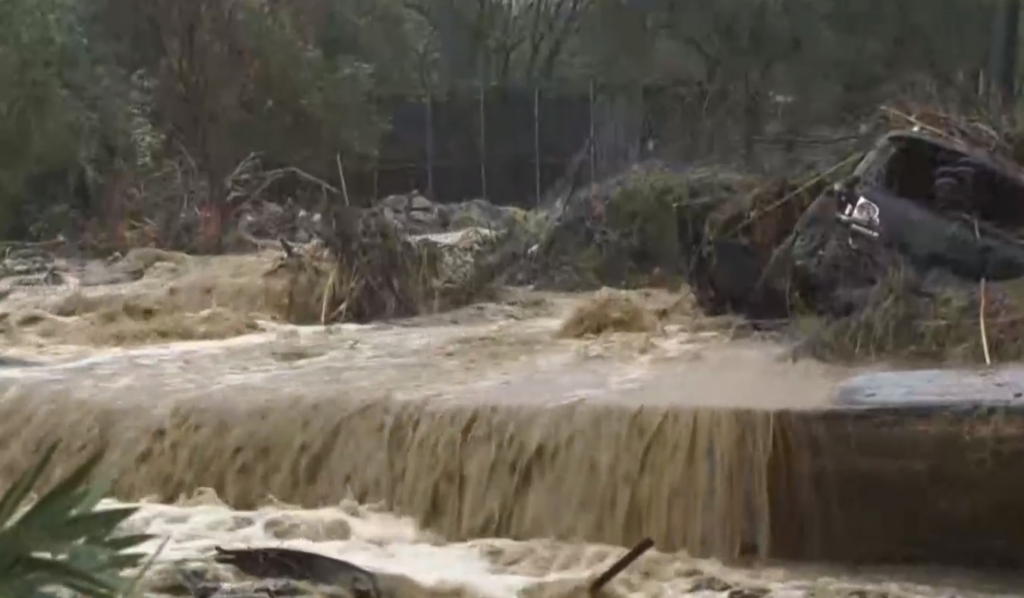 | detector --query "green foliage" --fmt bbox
[607,173,685,271]
[0,443,152,597]
[0,0,1011,240]
[611,170,755,257]
[235,6,384,172]
[0,0,105,236]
